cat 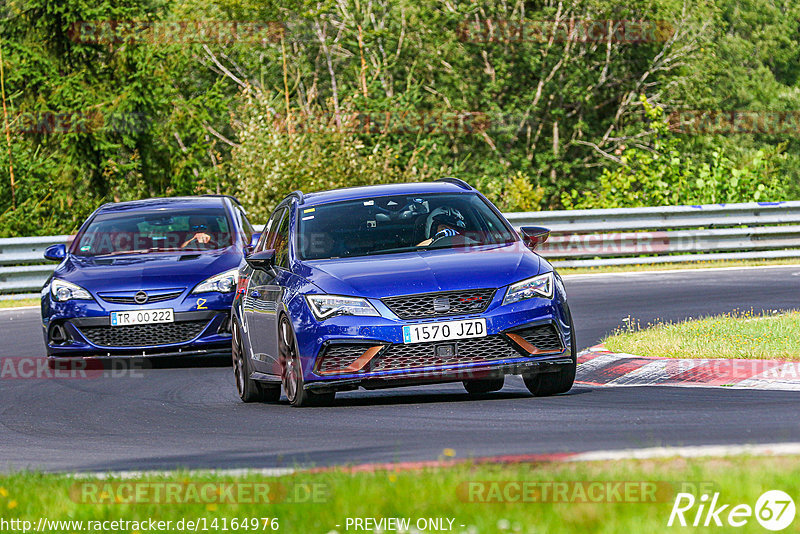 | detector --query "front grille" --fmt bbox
[511,323,563,352]
[99,291,184,305]
[382,288,496,319]
[317,344,373,374]
[76,320,209,348]
[315,323,564,375]
[371,335,517,372]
